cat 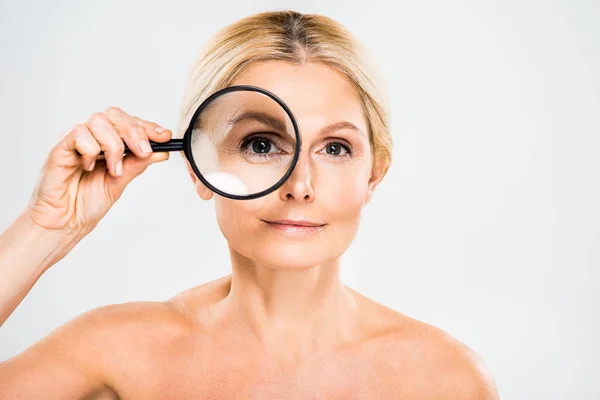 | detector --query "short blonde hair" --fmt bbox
[177,10,392,177]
